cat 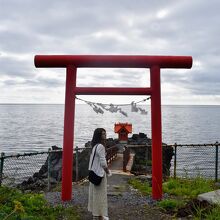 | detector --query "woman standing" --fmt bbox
[88,128,110,220]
